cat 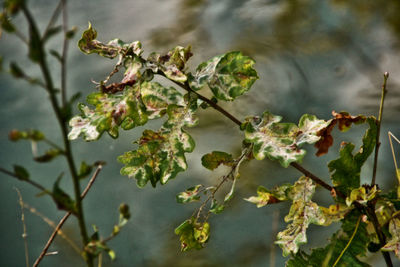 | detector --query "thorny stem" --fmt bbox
[20,3,93,266]
[33,165,103,267]
[372,72,389,186]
